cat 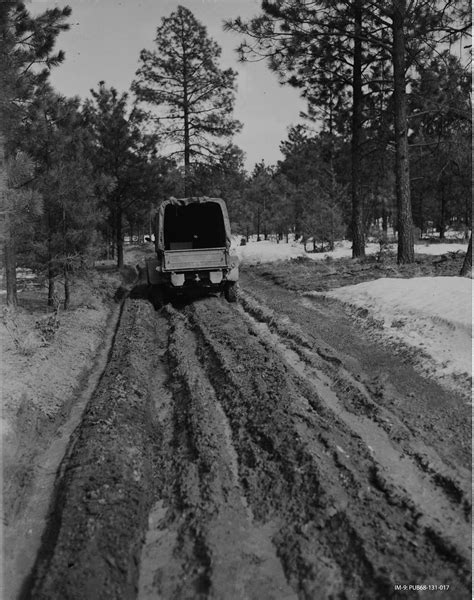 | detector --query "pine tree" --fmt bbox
[277,125,349,243]
[226,0,470,263]
[17,89,104,306]
[84,83,160,268]
[2,151,42,305]
[460,234,472,277]
[0,1,71,305]
[226,1,391,257]
[132,5,241,195]
[409,52,471,236]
